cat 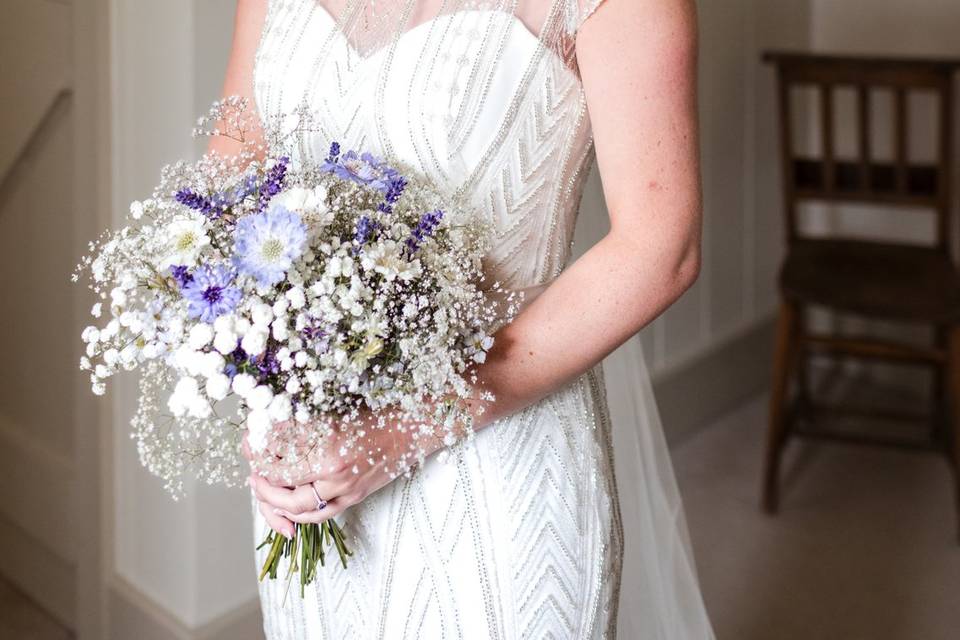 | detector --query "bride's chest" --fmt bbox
[254,4,583,183]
